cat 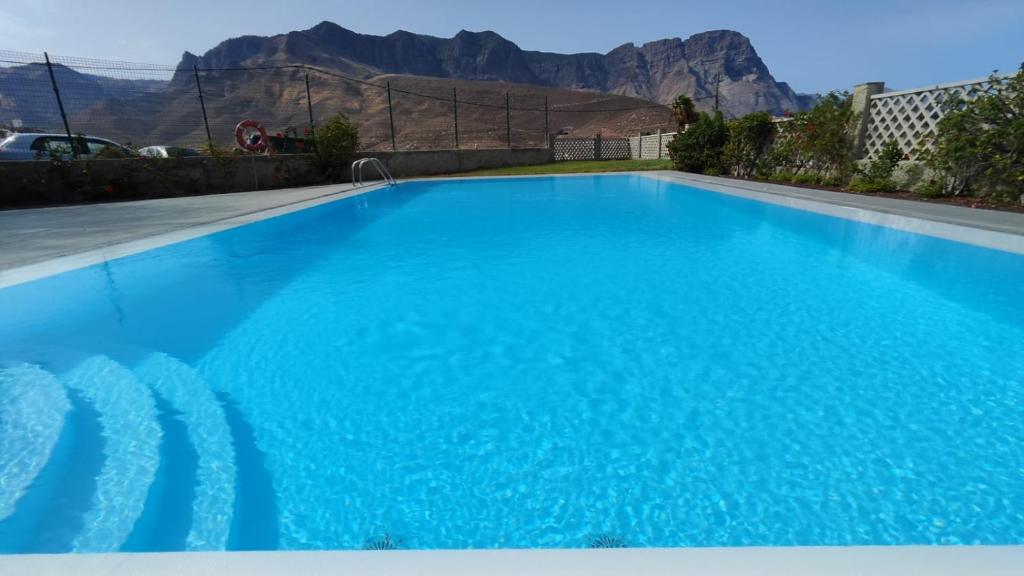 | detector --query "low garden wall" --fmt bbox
[370,147,552,177]
[0,147,553,208]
